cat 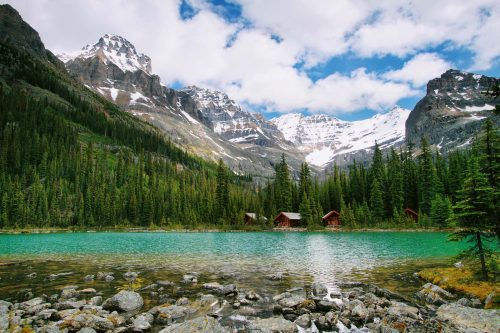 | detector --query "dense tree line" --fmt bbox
[262,120,499,233]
